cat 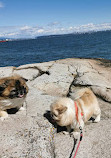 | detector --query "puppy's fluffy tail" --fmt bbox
[70,88,92,100]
